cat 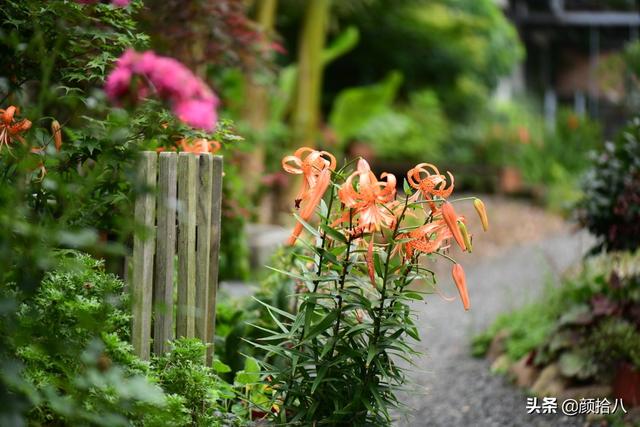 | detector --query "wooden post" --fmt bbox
[131,152,157,360]
[130,151,222,360]
[206,155,223,365]
[177,153,197,338]
[195,154,213,343]
[153,152,177,355]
